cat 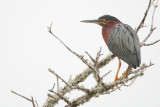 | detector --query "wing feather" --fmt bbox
[108,23,141,68]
